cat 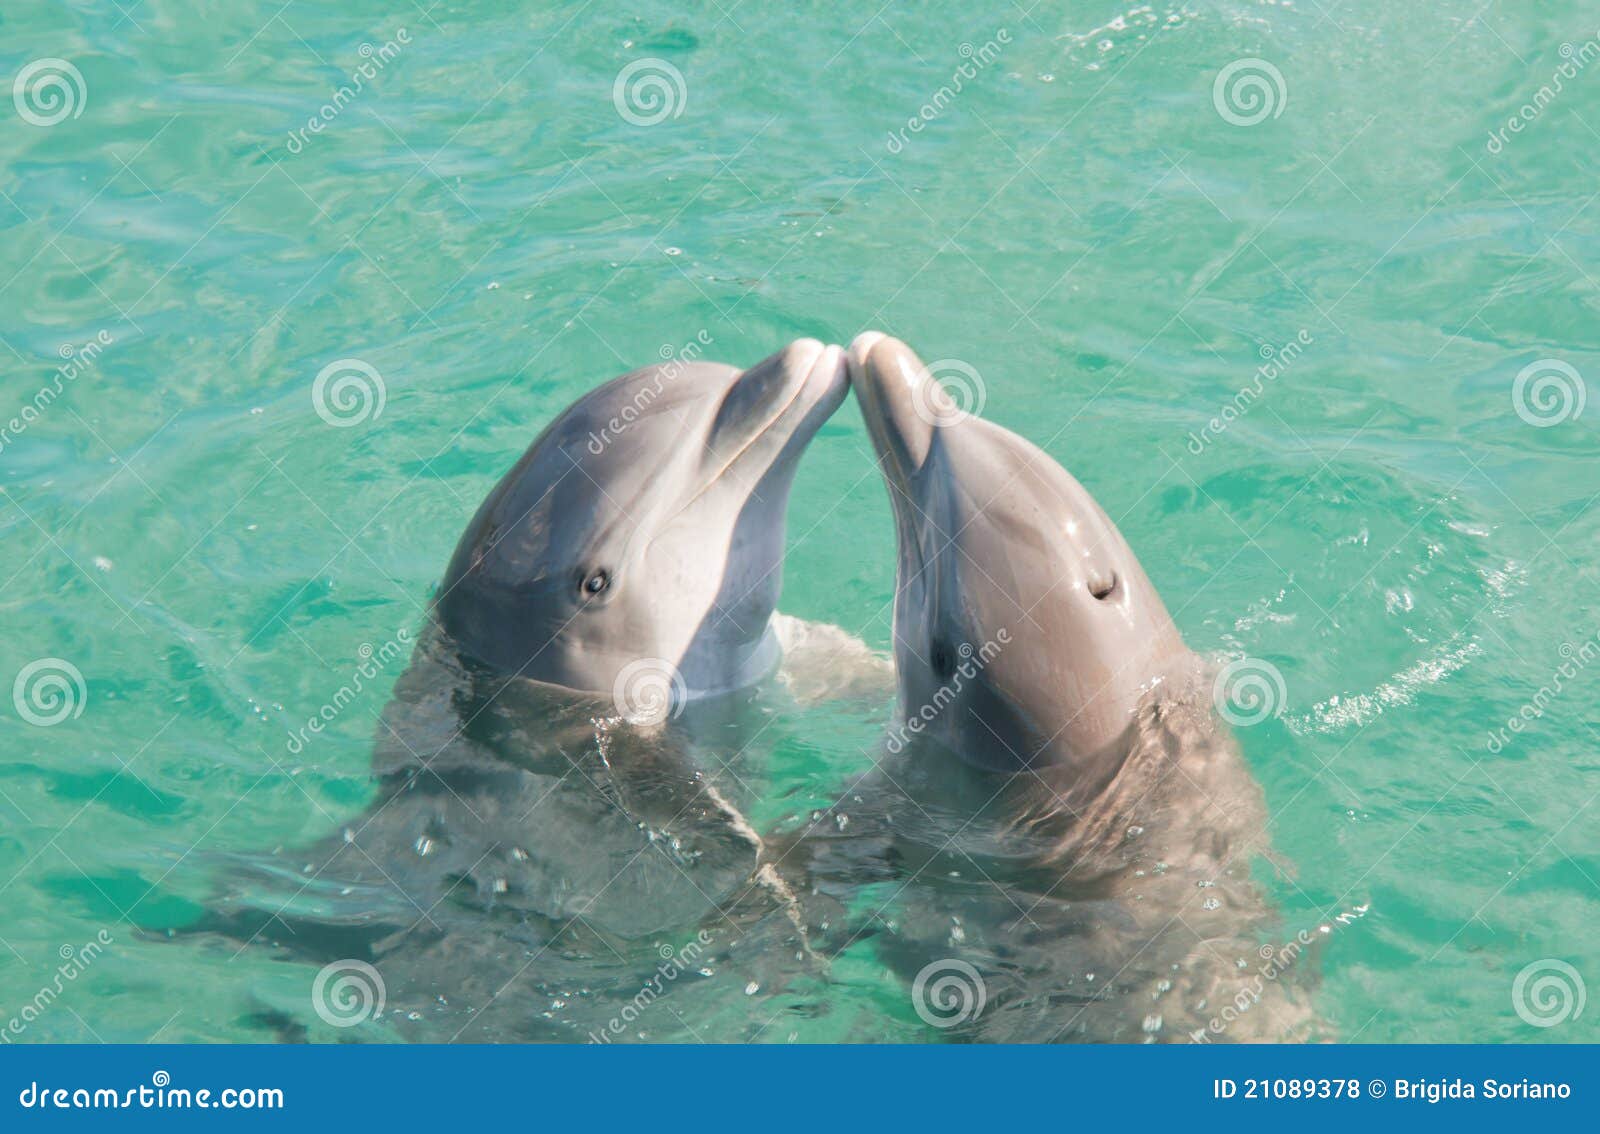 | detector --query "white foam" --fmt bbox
[1288,636,1483,733]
